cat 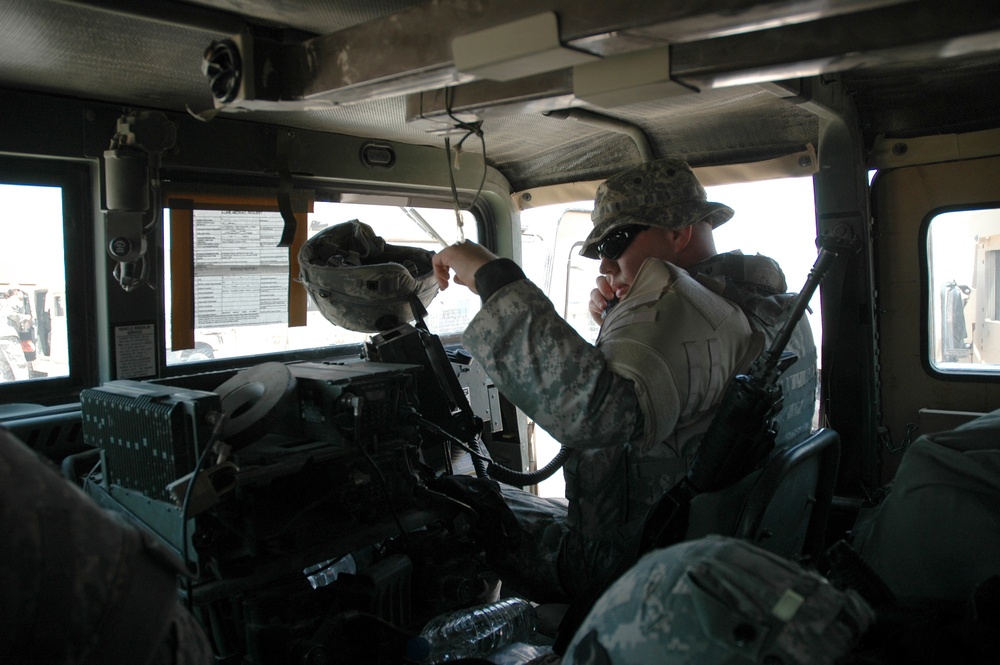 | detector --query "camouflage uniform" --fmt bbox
[0,427,213,665]
[0,290,32,381]
[466,262,755,601]
[562,535,874,665]
[582,159,817,448]
[464,160,777,601]
[463,160,818,602]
